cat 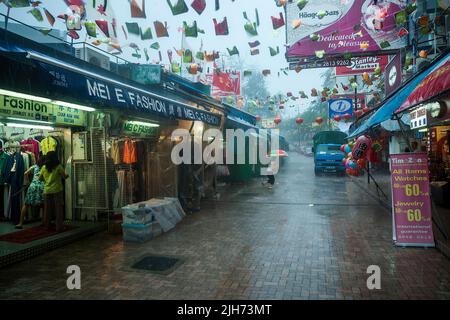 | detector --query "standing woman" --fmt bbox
[39,151,69,232]
[15,156,45,229]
